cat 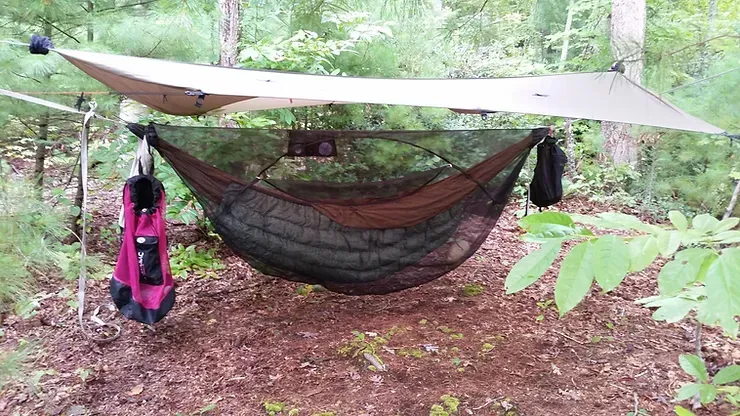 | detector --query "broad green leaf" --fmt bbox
[692,213,720,234]
[521,233,589,244]
[523,223,593,241]
[592,235,629,292]
[713,365,740,385]
[675,383,701,401]
[69,205,81,217]
[712,230,740,244]
[658,258,701,297]
[712,217,739,234]
[628,235,659,272]
[680,229,705,245]
[555,241,594,316]
[669,211,689,231]
[679,354,708,382]
[505,241,561,294]
[598,212,660,234]
[571,213,624,229]
[650,297,696,323]
[673,249,719,283]
[519,211,574,229]
[673,405,696,416]
[657,230,682,257]
[698,384,717,404]
[635,294,662,305]
[696,301,739,337]
[704,248,740,335]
